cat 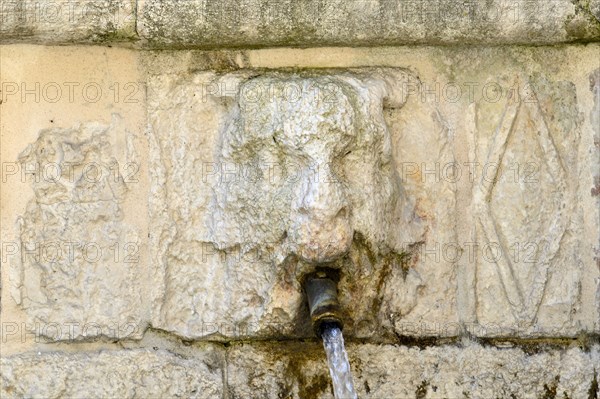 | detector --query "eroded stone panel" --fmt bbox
[0,46,149,345]
[0,348,224,399]
[148,69,458,340]
[9,122,147,340]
